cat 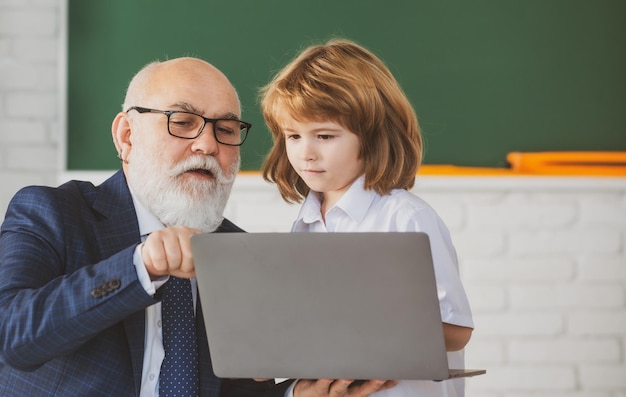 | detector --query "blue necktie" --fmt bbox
[160,277,200,396]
